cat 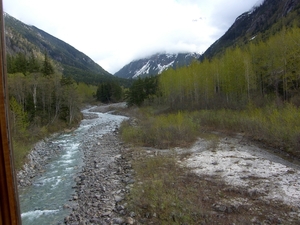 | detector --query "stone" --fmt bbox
[129,211,136,217]
[112,217,125,224]
[114,195,123,202]
[126,217,135,224]
[63,204,71,209]
[213,203,227,212]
